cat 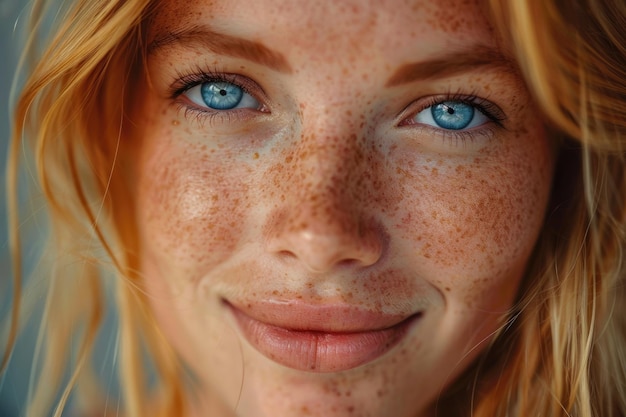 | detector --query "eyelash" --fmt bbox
[421,92,505,126]
[169,69,507,143]
[169,67,265,124]
[399,92,507,145]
